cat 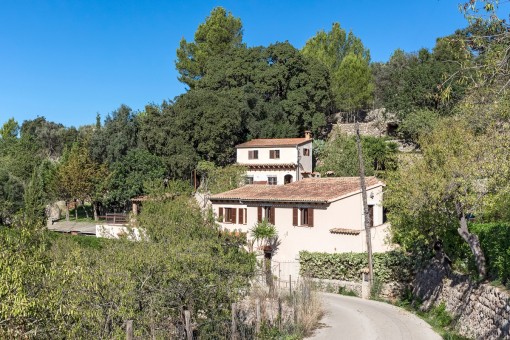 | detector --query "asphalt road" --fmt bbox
[307,293,441,340]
